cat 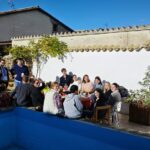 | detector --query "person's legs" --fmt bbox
[112,111,119,127]
[112,103,120,127]
[14,80,21,87]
